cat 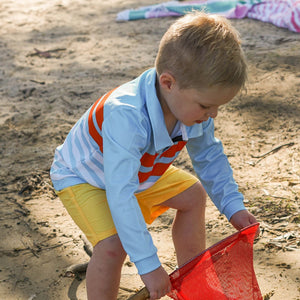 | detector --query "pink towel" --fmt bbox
[117,0,300,33]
